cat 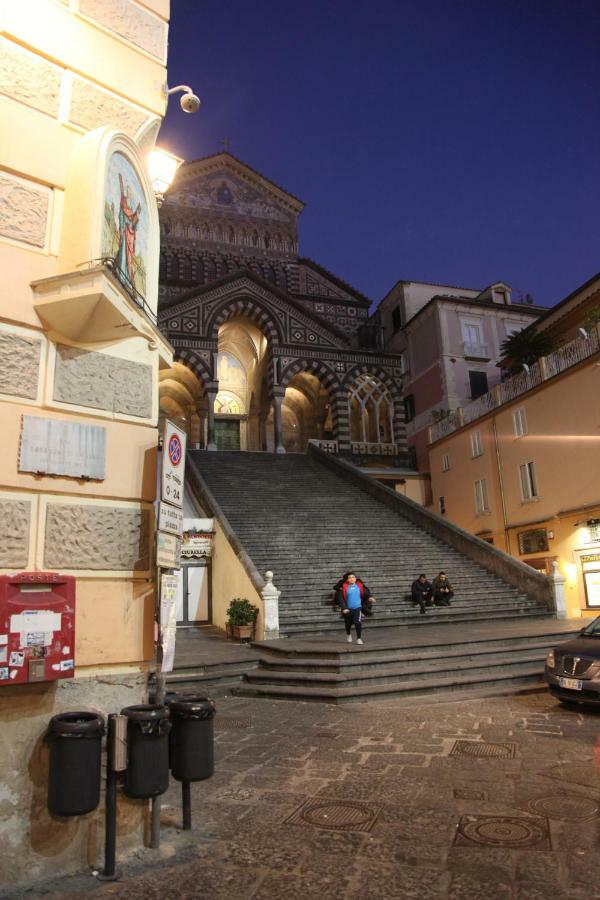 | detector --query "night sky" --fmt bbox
[159,0,600,310]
